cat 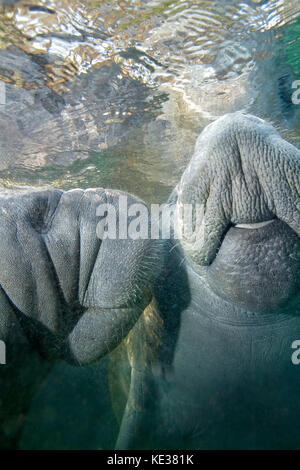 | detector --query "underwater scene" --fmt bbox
[0,0,299,451]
